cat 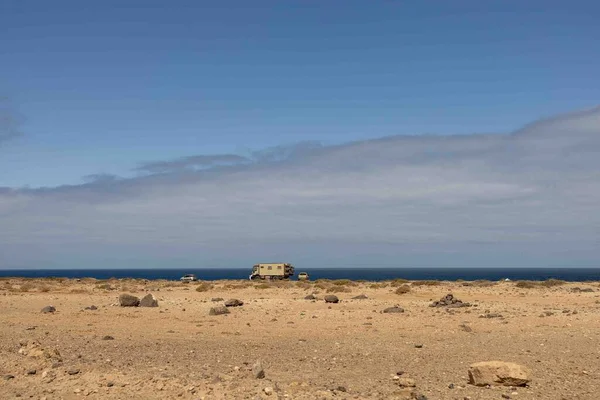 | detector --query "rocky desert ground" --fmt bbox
[1,277,599,400]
